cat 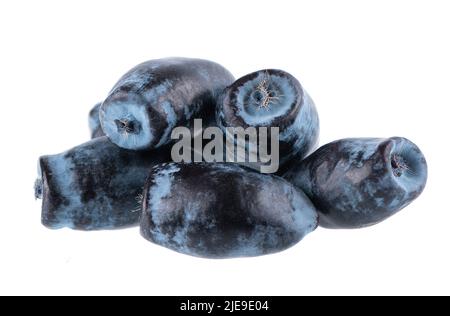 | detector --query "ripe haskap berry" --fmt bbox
[217,69,319,168]
[284,137,427,228]
[35,137,171,230]
[100,57,234,150]
[140,162,318,258]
